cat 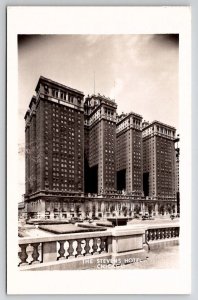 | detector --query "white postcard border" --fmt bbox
[7,6,191,294]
